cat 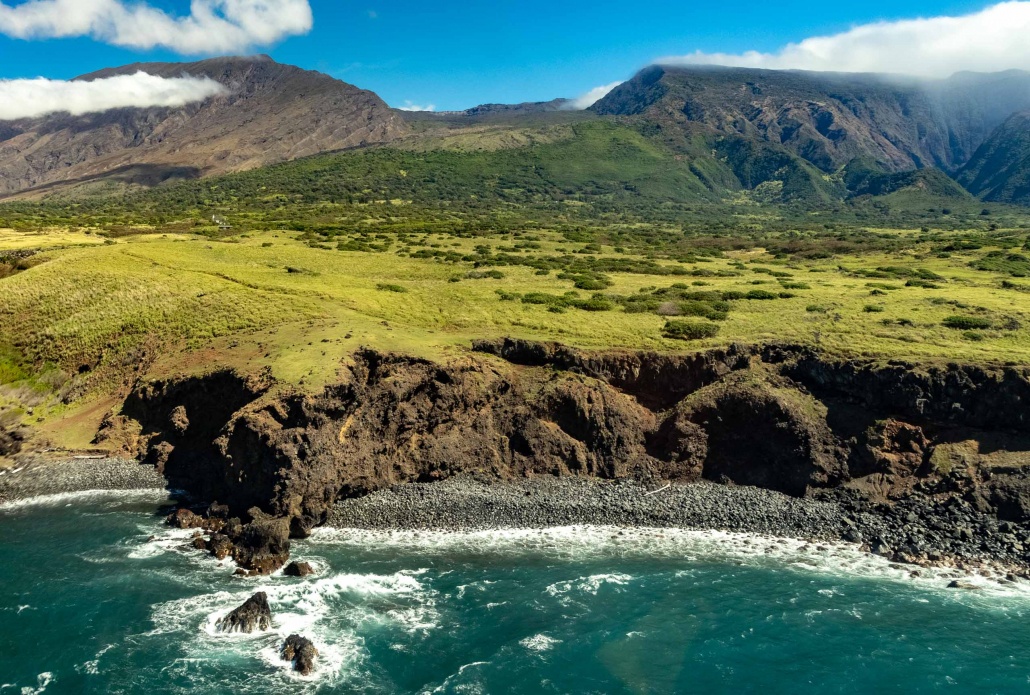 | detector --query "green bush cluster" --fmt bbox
[942,315,992,330]
[376,283,408,293]
[663,320,721,341]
